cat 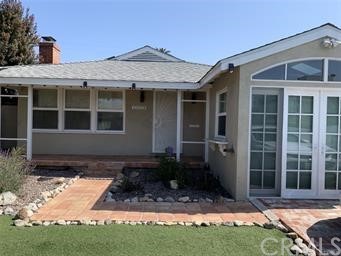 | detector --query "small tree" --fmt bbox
[156,47,171,54]
[0,0,39,66]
